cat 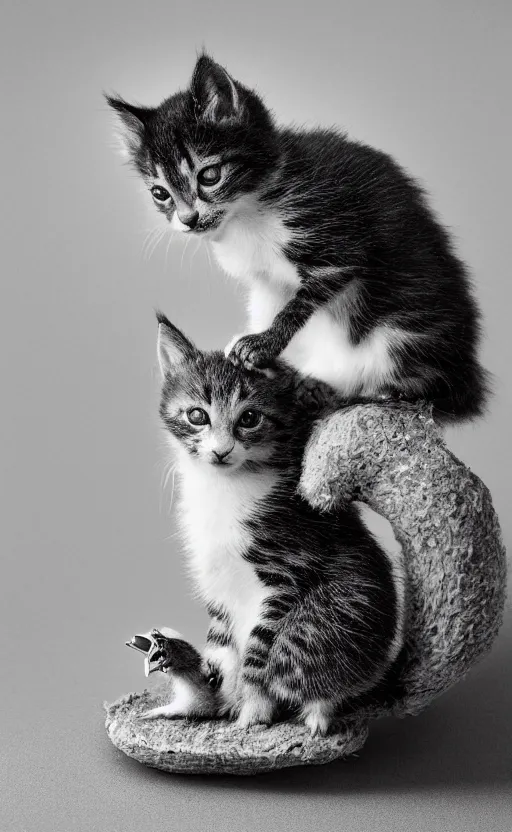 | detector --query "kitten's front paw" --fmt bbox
[224,333,246,358]
[236,690,275,729]
[227,332,279,372]
[300,700,336,736]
